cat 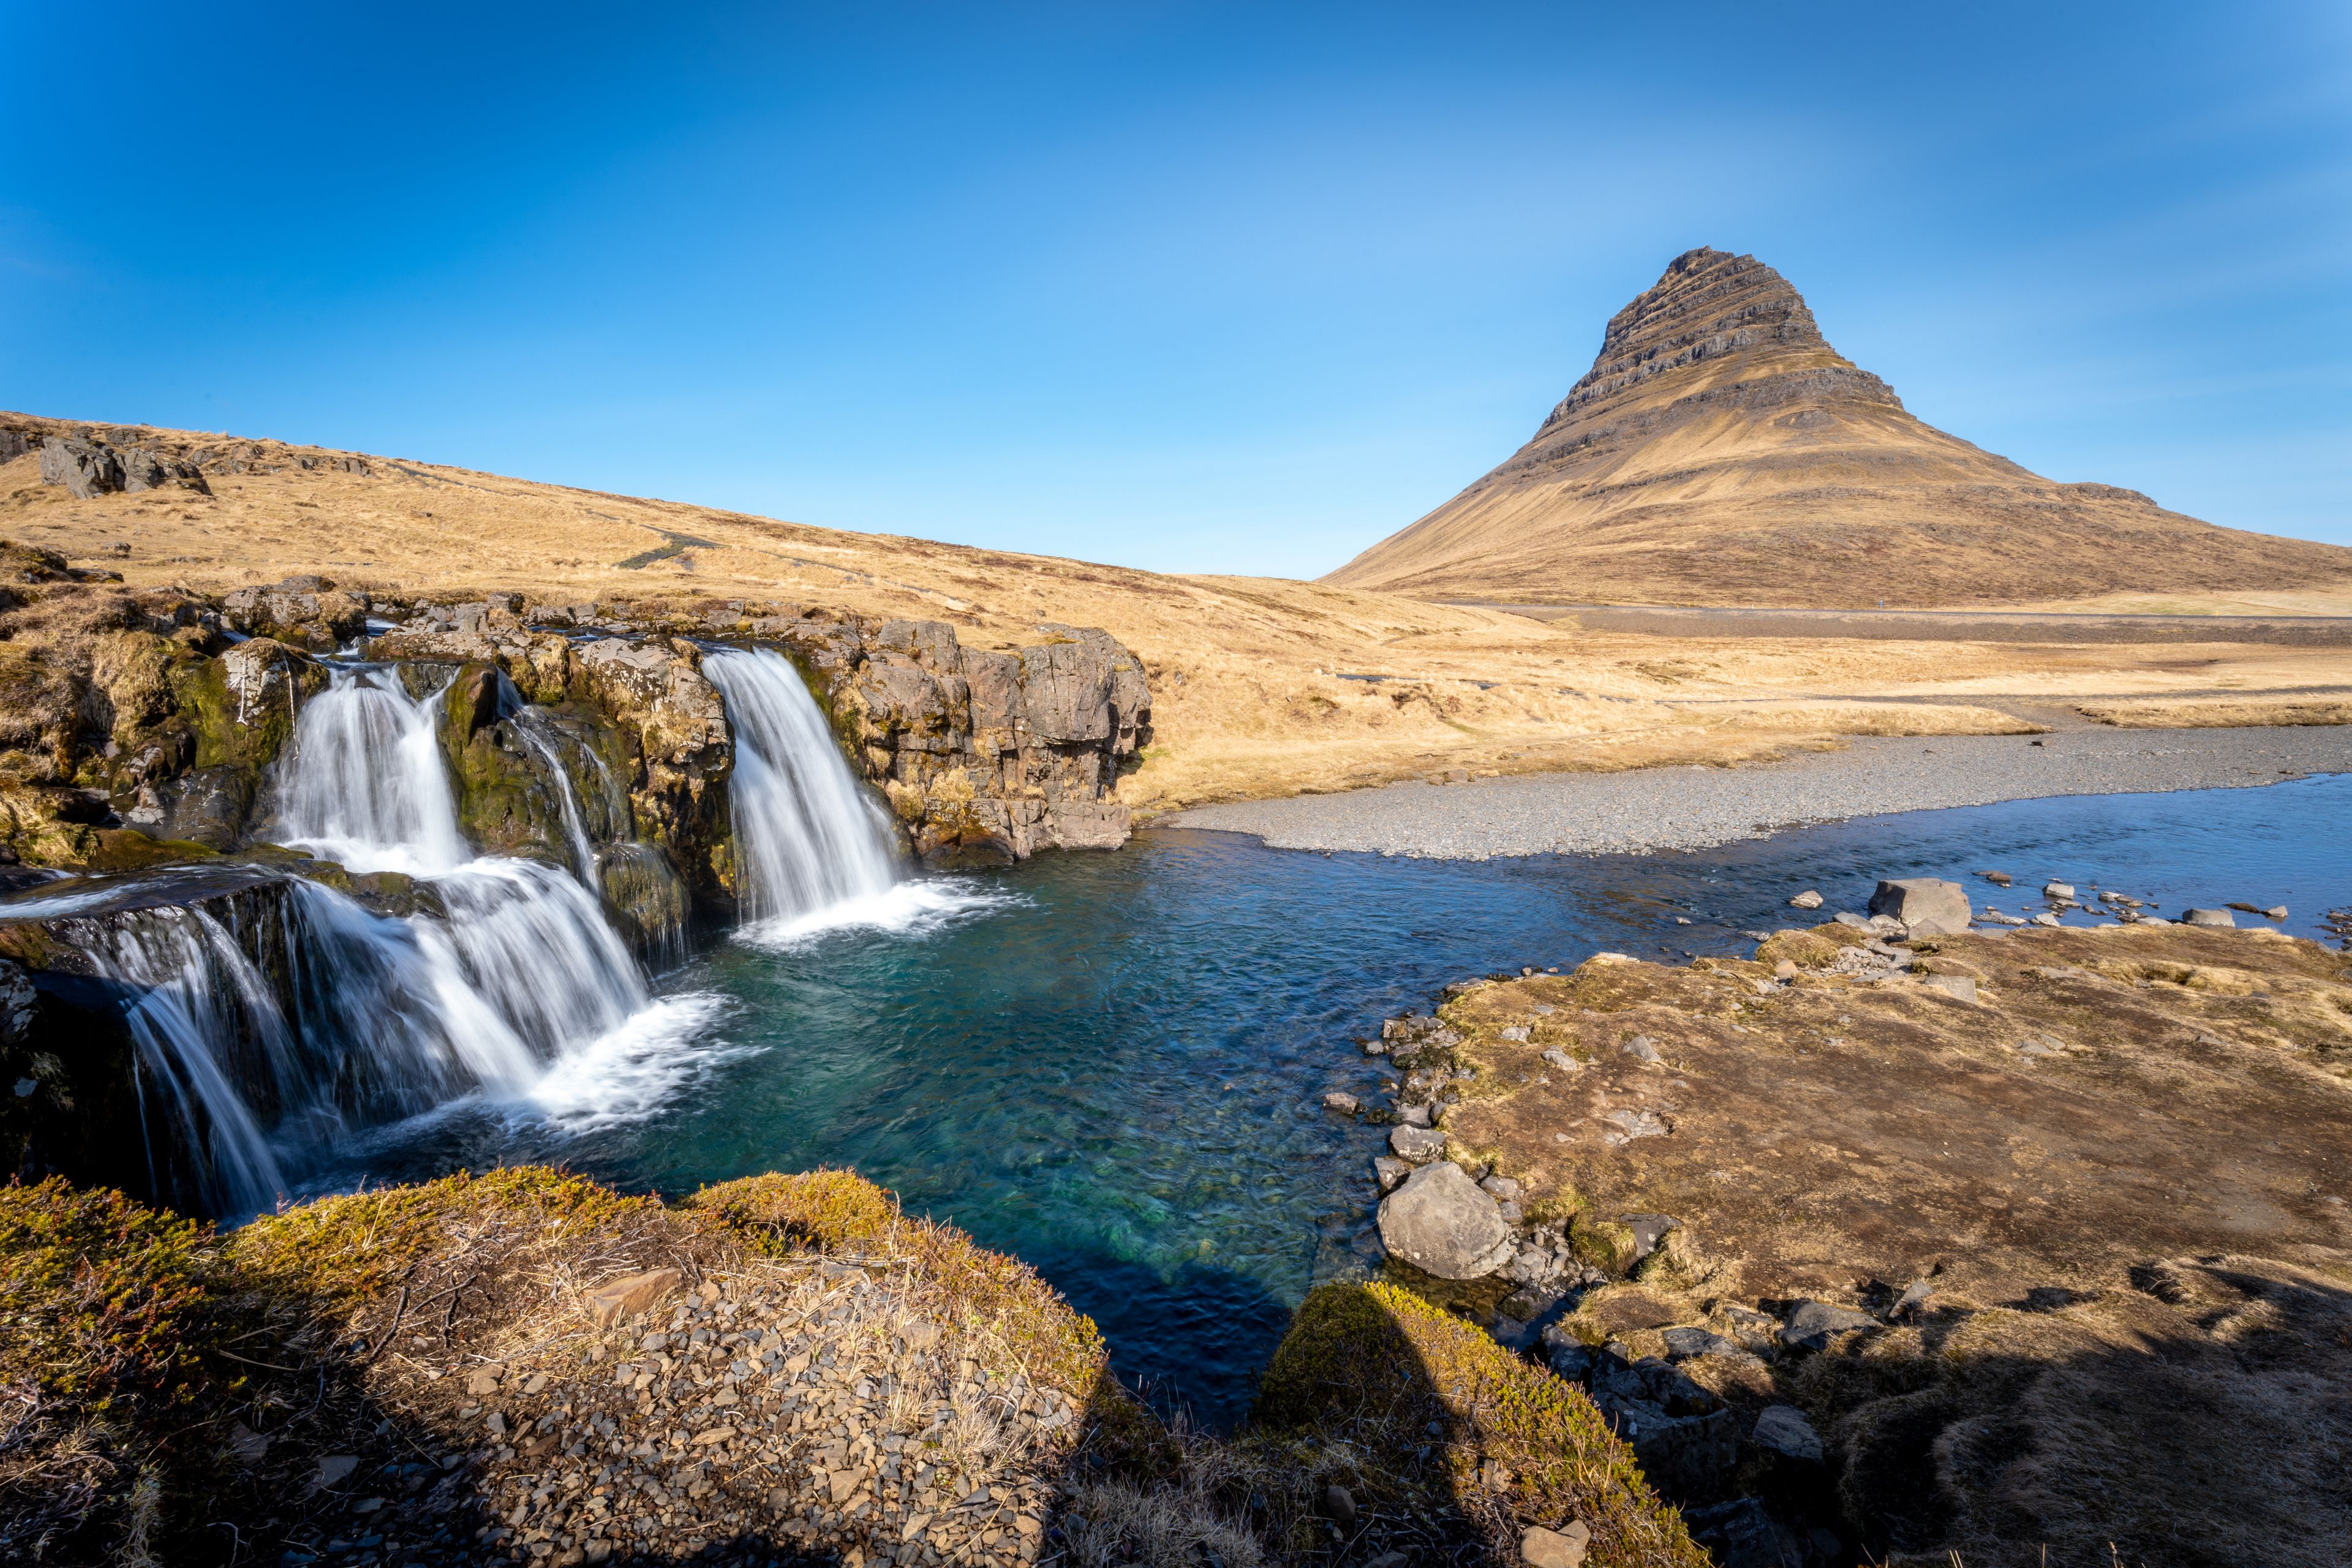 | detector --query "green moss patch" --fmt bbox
[1255,1281,1707,1567]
